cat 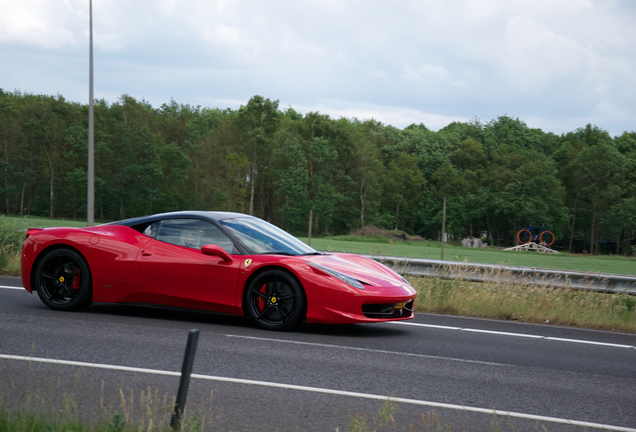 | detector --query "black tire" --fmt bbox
[34,248,93,311]
[517,229,532,244]
[539,231,555,246]
[245,269,305,331]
